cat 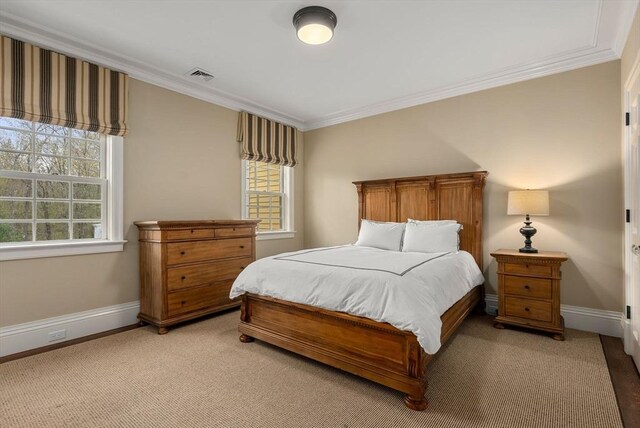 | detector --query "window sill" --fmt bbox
[255,231,295,241]
[0,240,127,261]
